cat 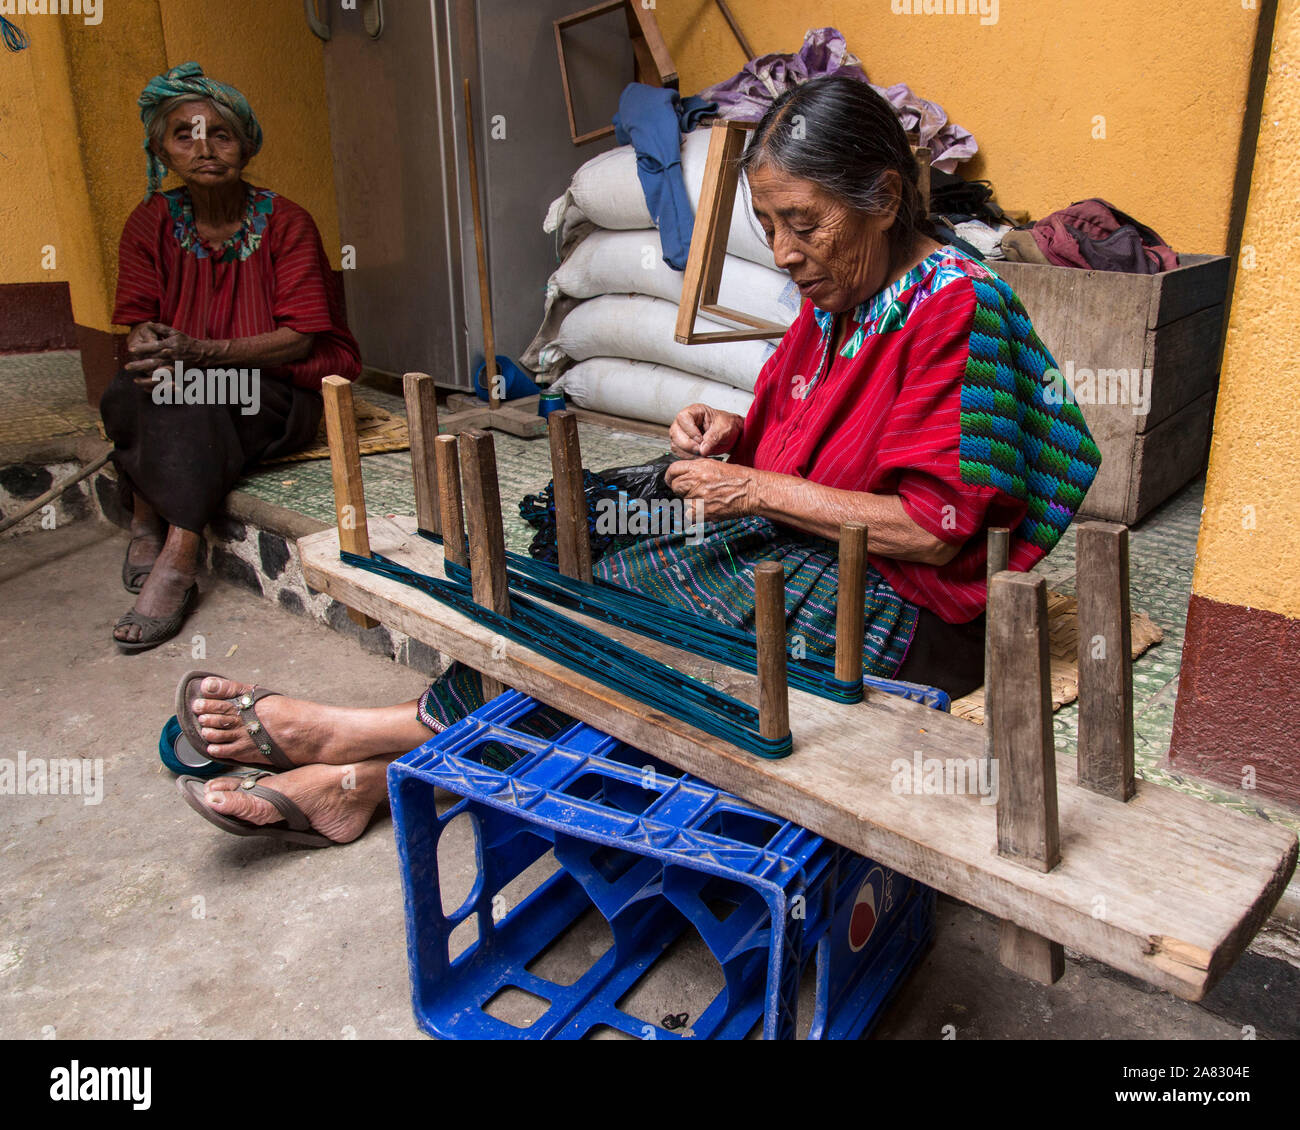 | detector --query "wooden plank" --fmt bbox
[1129,389,1217,524]
[1149,254,1231,328]
[999,920,1066,984]
[628,0,678,87]
[983,527,1010,769]
[463,79,500,413]
[835,523,867,684]
[1076,522,1136,802]
[403,372,441,536]
[297,516,1298,1001]
[991,571,1060,871]
[321,375,379,629]
[990,567,1065,984]
[548,410,593,583]
[699,303,789,336]
[434,434,466,569]
[1139,303,1225,433]
[457,429,510,701]
[754,561,789,742]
